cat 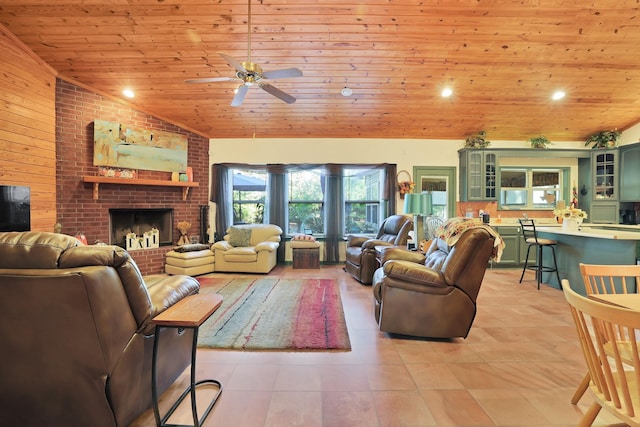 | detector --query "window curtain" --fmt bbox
[211,162,397,260]
[267,164,287,261]
[384,163,397,216]
[210,163,230,241]
[323,164,343,263]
